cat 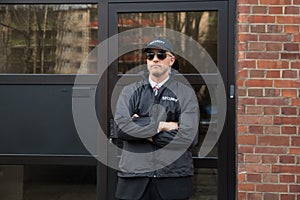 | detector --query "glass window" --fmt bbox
[0,4,98,74]
[192,84,218,158]
[118,12,218,74]
[191,168,217,200]
[0,165,96,200]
